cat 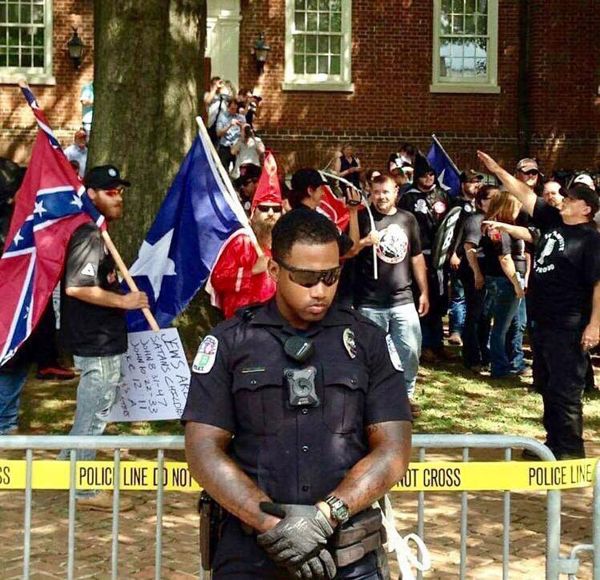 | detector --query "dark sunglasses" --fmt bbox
[276,259,341,288]
[257,204,282,213]
[103,187,124,197]
[520,169,539,176]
